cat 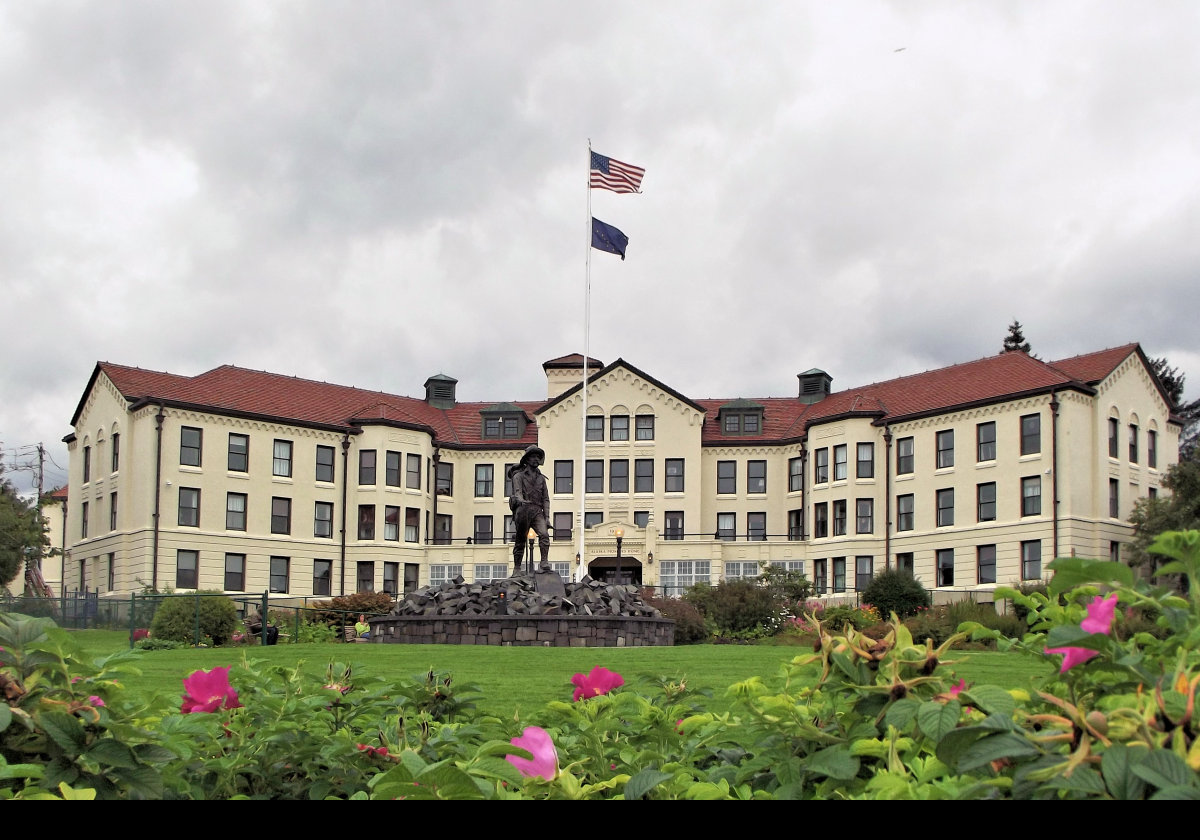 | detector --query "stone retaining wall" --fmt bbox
[370,614,675,647]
